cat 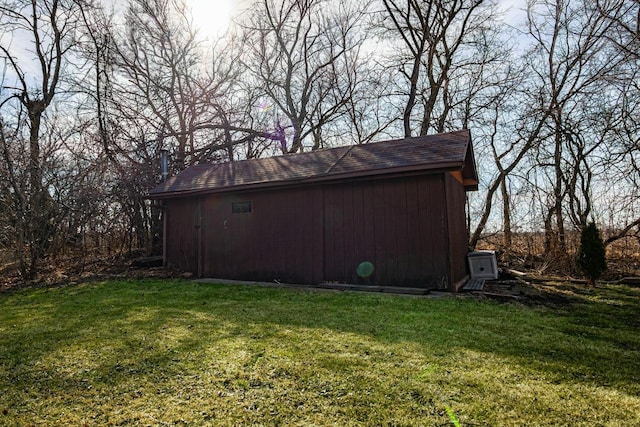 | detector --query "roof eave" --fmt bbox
[464,180,479,191]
